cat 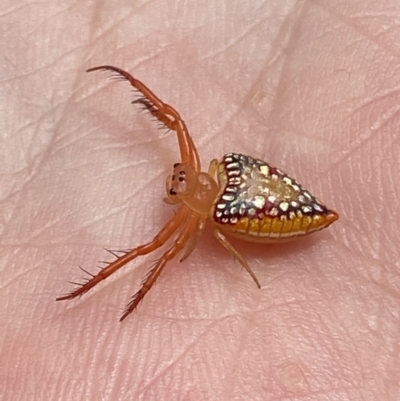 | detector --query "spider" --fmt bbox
[57,65,339,321]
